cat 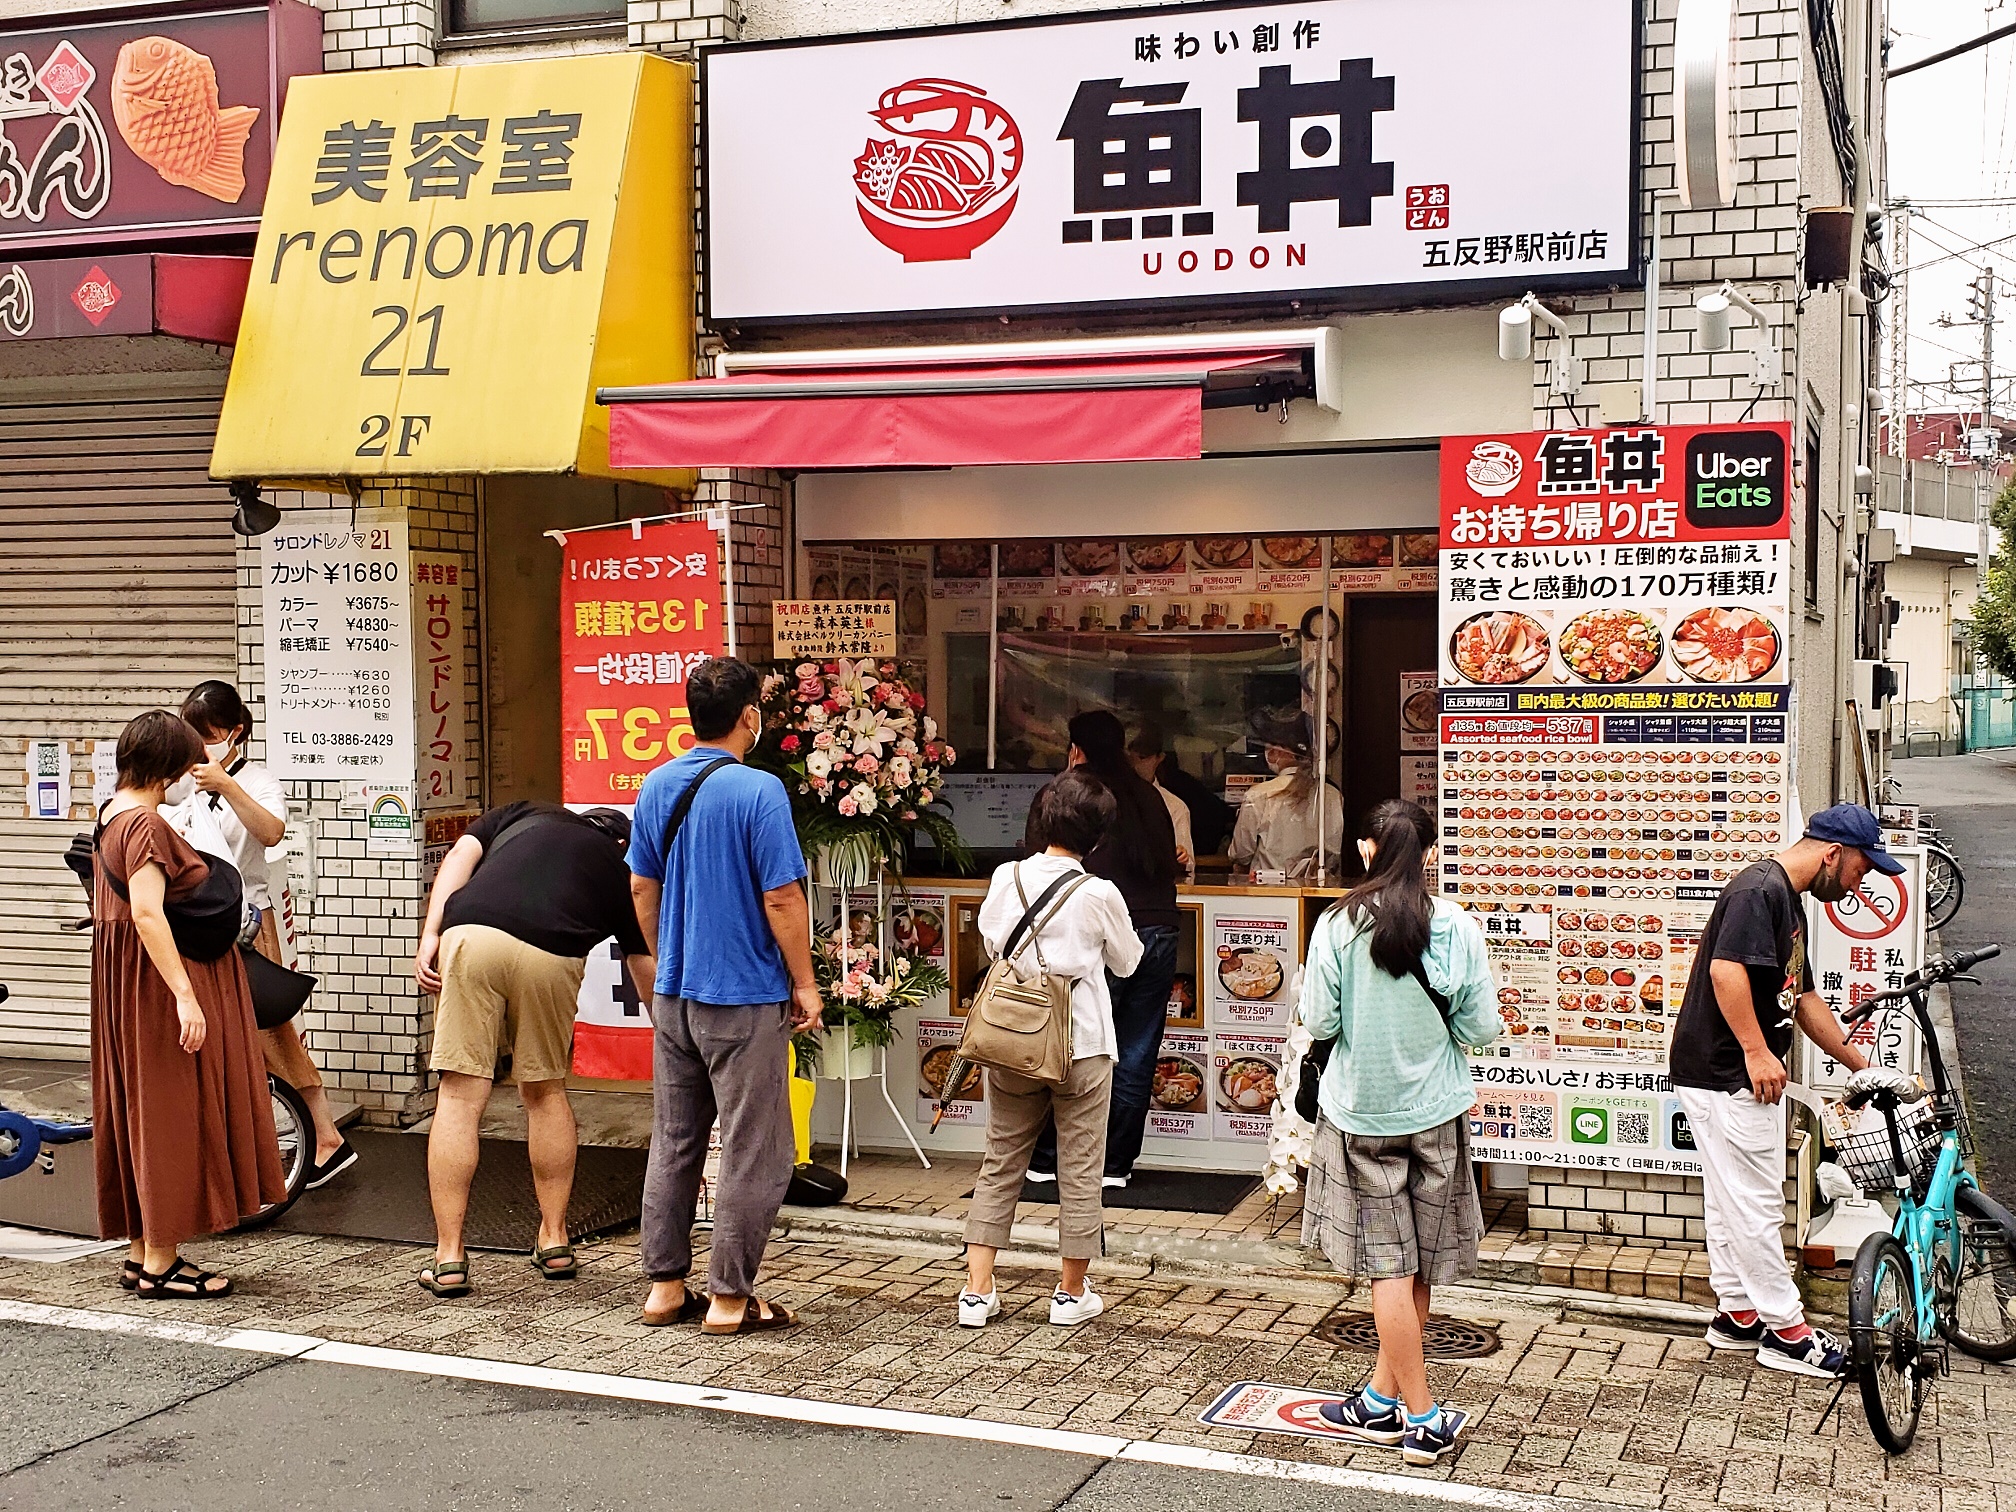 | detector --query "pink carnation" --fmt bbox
[855,754,880,776]
[837,794,858,817]
[908,691,926,710]
[779,734,801,753]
